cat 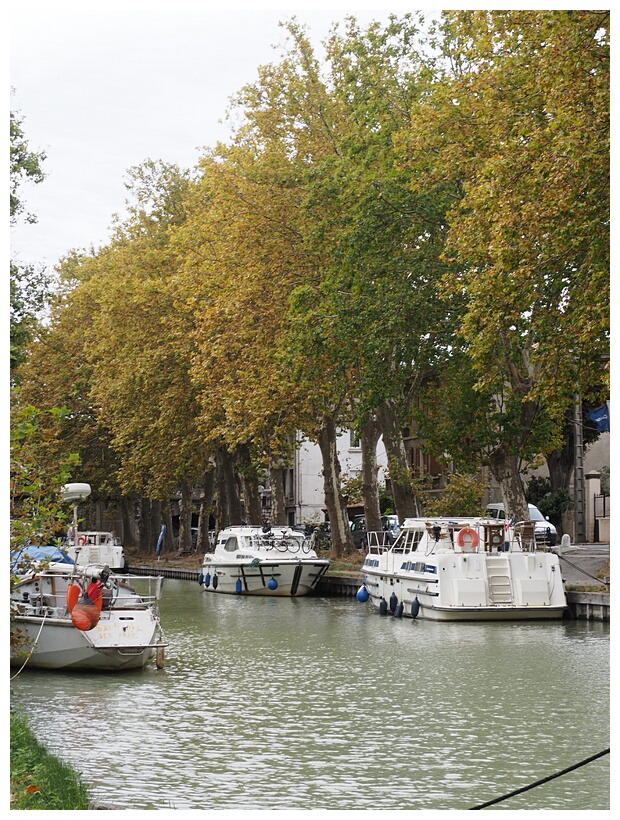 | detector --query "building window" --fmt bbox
[350,430,360,448]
